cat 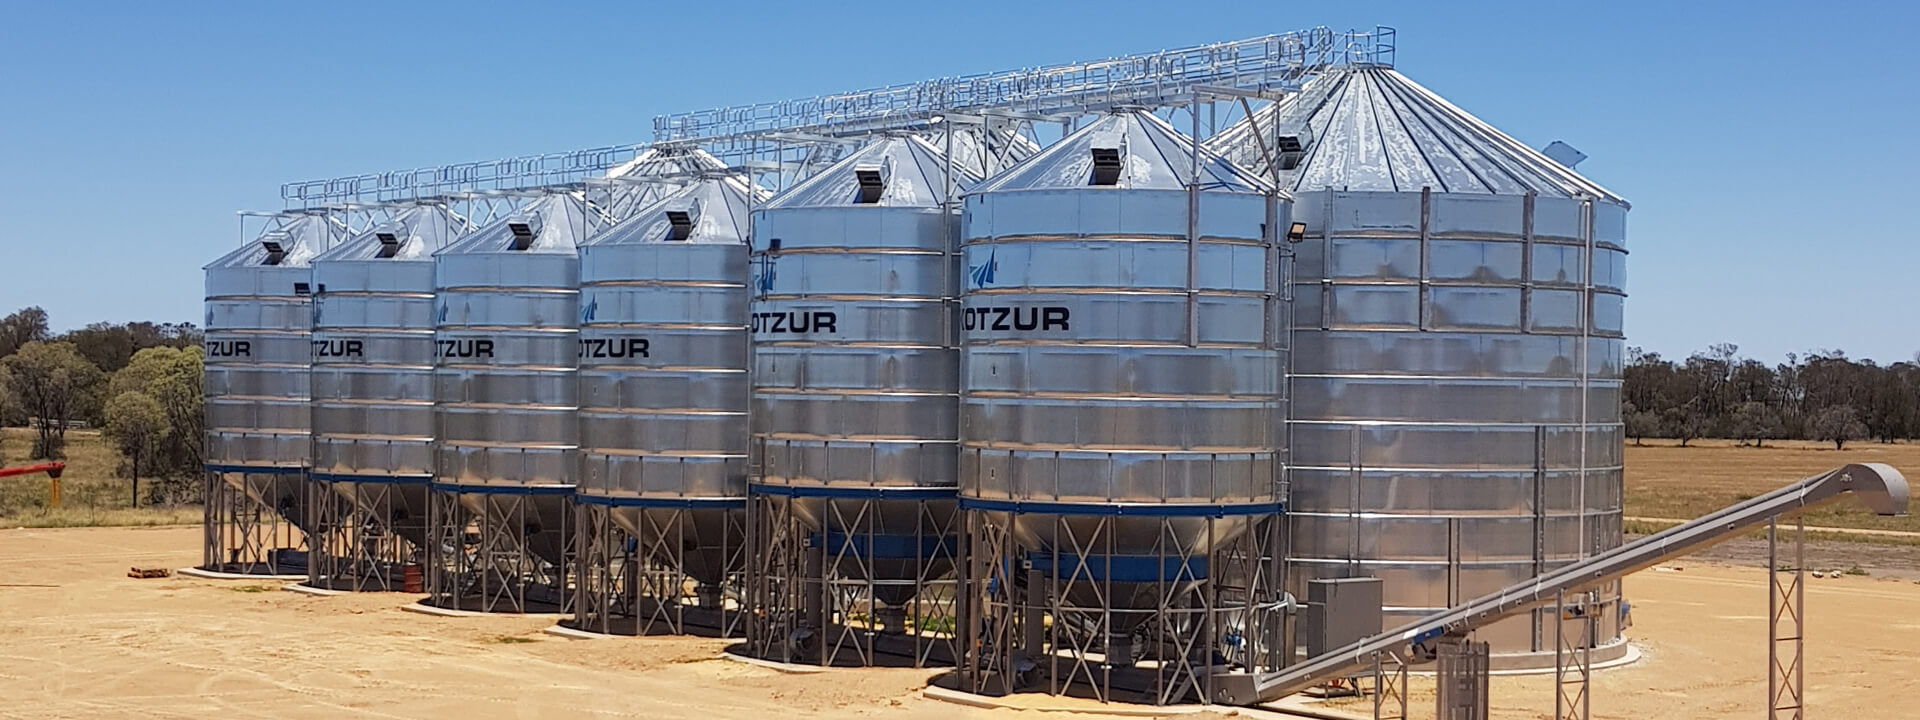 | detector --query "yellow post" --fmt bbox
[49,477,61,509]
